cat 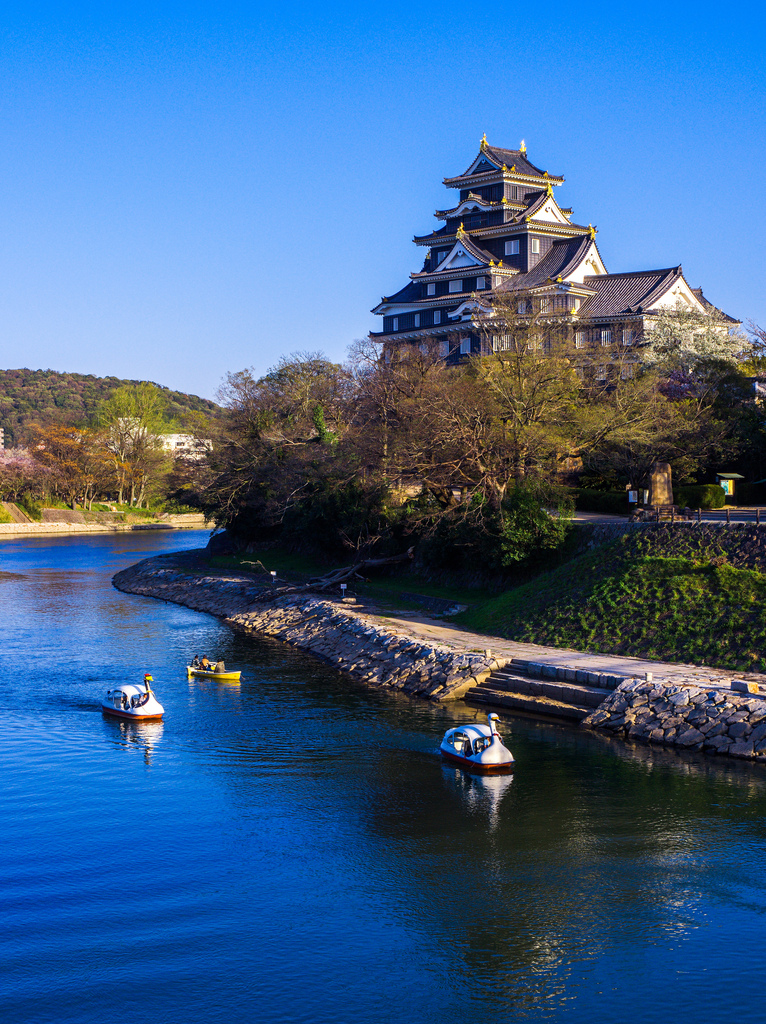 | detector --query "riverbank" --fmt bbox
[112,550,766,761]
[0,512,209,538]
